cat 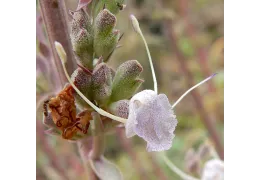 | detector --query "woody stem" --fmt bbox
[39,0,77,87]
